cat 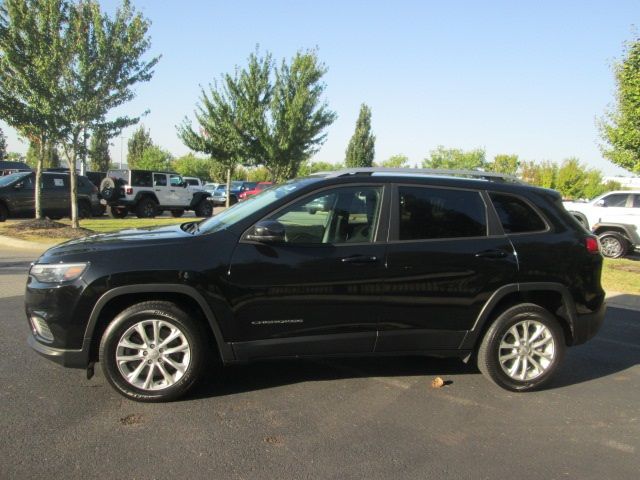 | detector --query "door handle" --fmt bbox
[341,255,378,264]
[475,249,508,259]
